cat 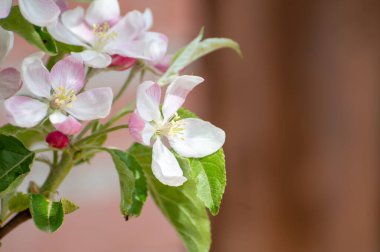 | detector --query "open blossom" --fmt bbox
[129,76,225,186]
[48,0,168,68]
[0,27,21,99]
[4,53,113,135]
[0,0,65,27]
